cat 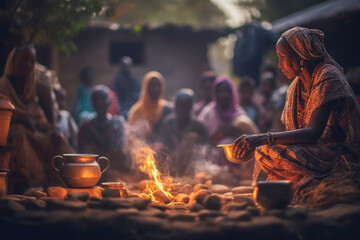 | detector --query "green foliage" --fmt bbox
[1,0,102,56]
[236,0,329,22]
[101,0,226,28]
